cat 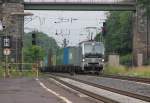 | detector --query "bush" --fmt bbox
[126,66,150,77]
[143,59,150,66]
[120,54,133,67]
[103,65,150,78]
[103,65,127,75]
[0,65,37,78]
[0,69,3,78]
